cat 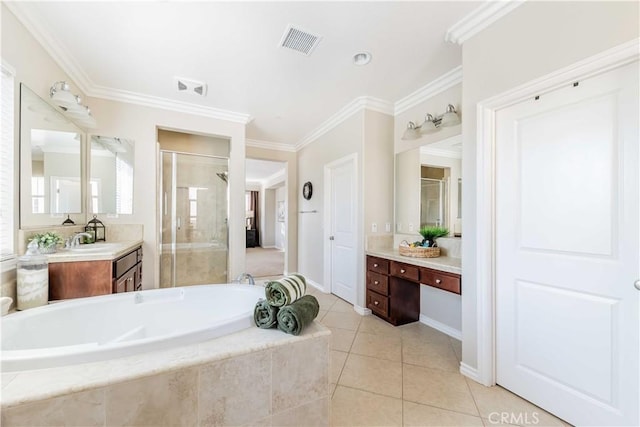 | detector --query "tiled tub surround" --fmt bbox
[1,323,330,426]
